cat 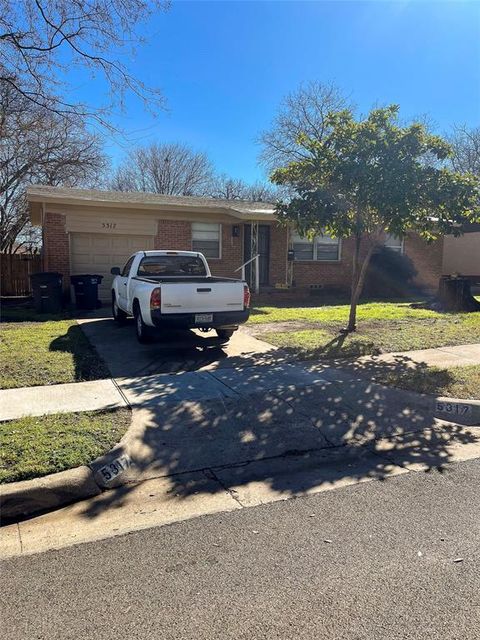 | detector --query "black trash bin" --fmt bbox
[30,272,63,314]
[70,274,103,310]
